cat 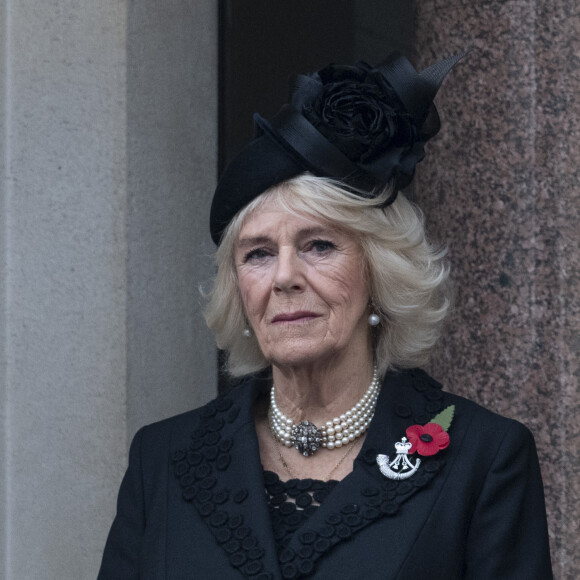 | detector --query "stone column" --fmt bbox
[0,1,217,578]
[414,1,578,576]
[126,0,218,436]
